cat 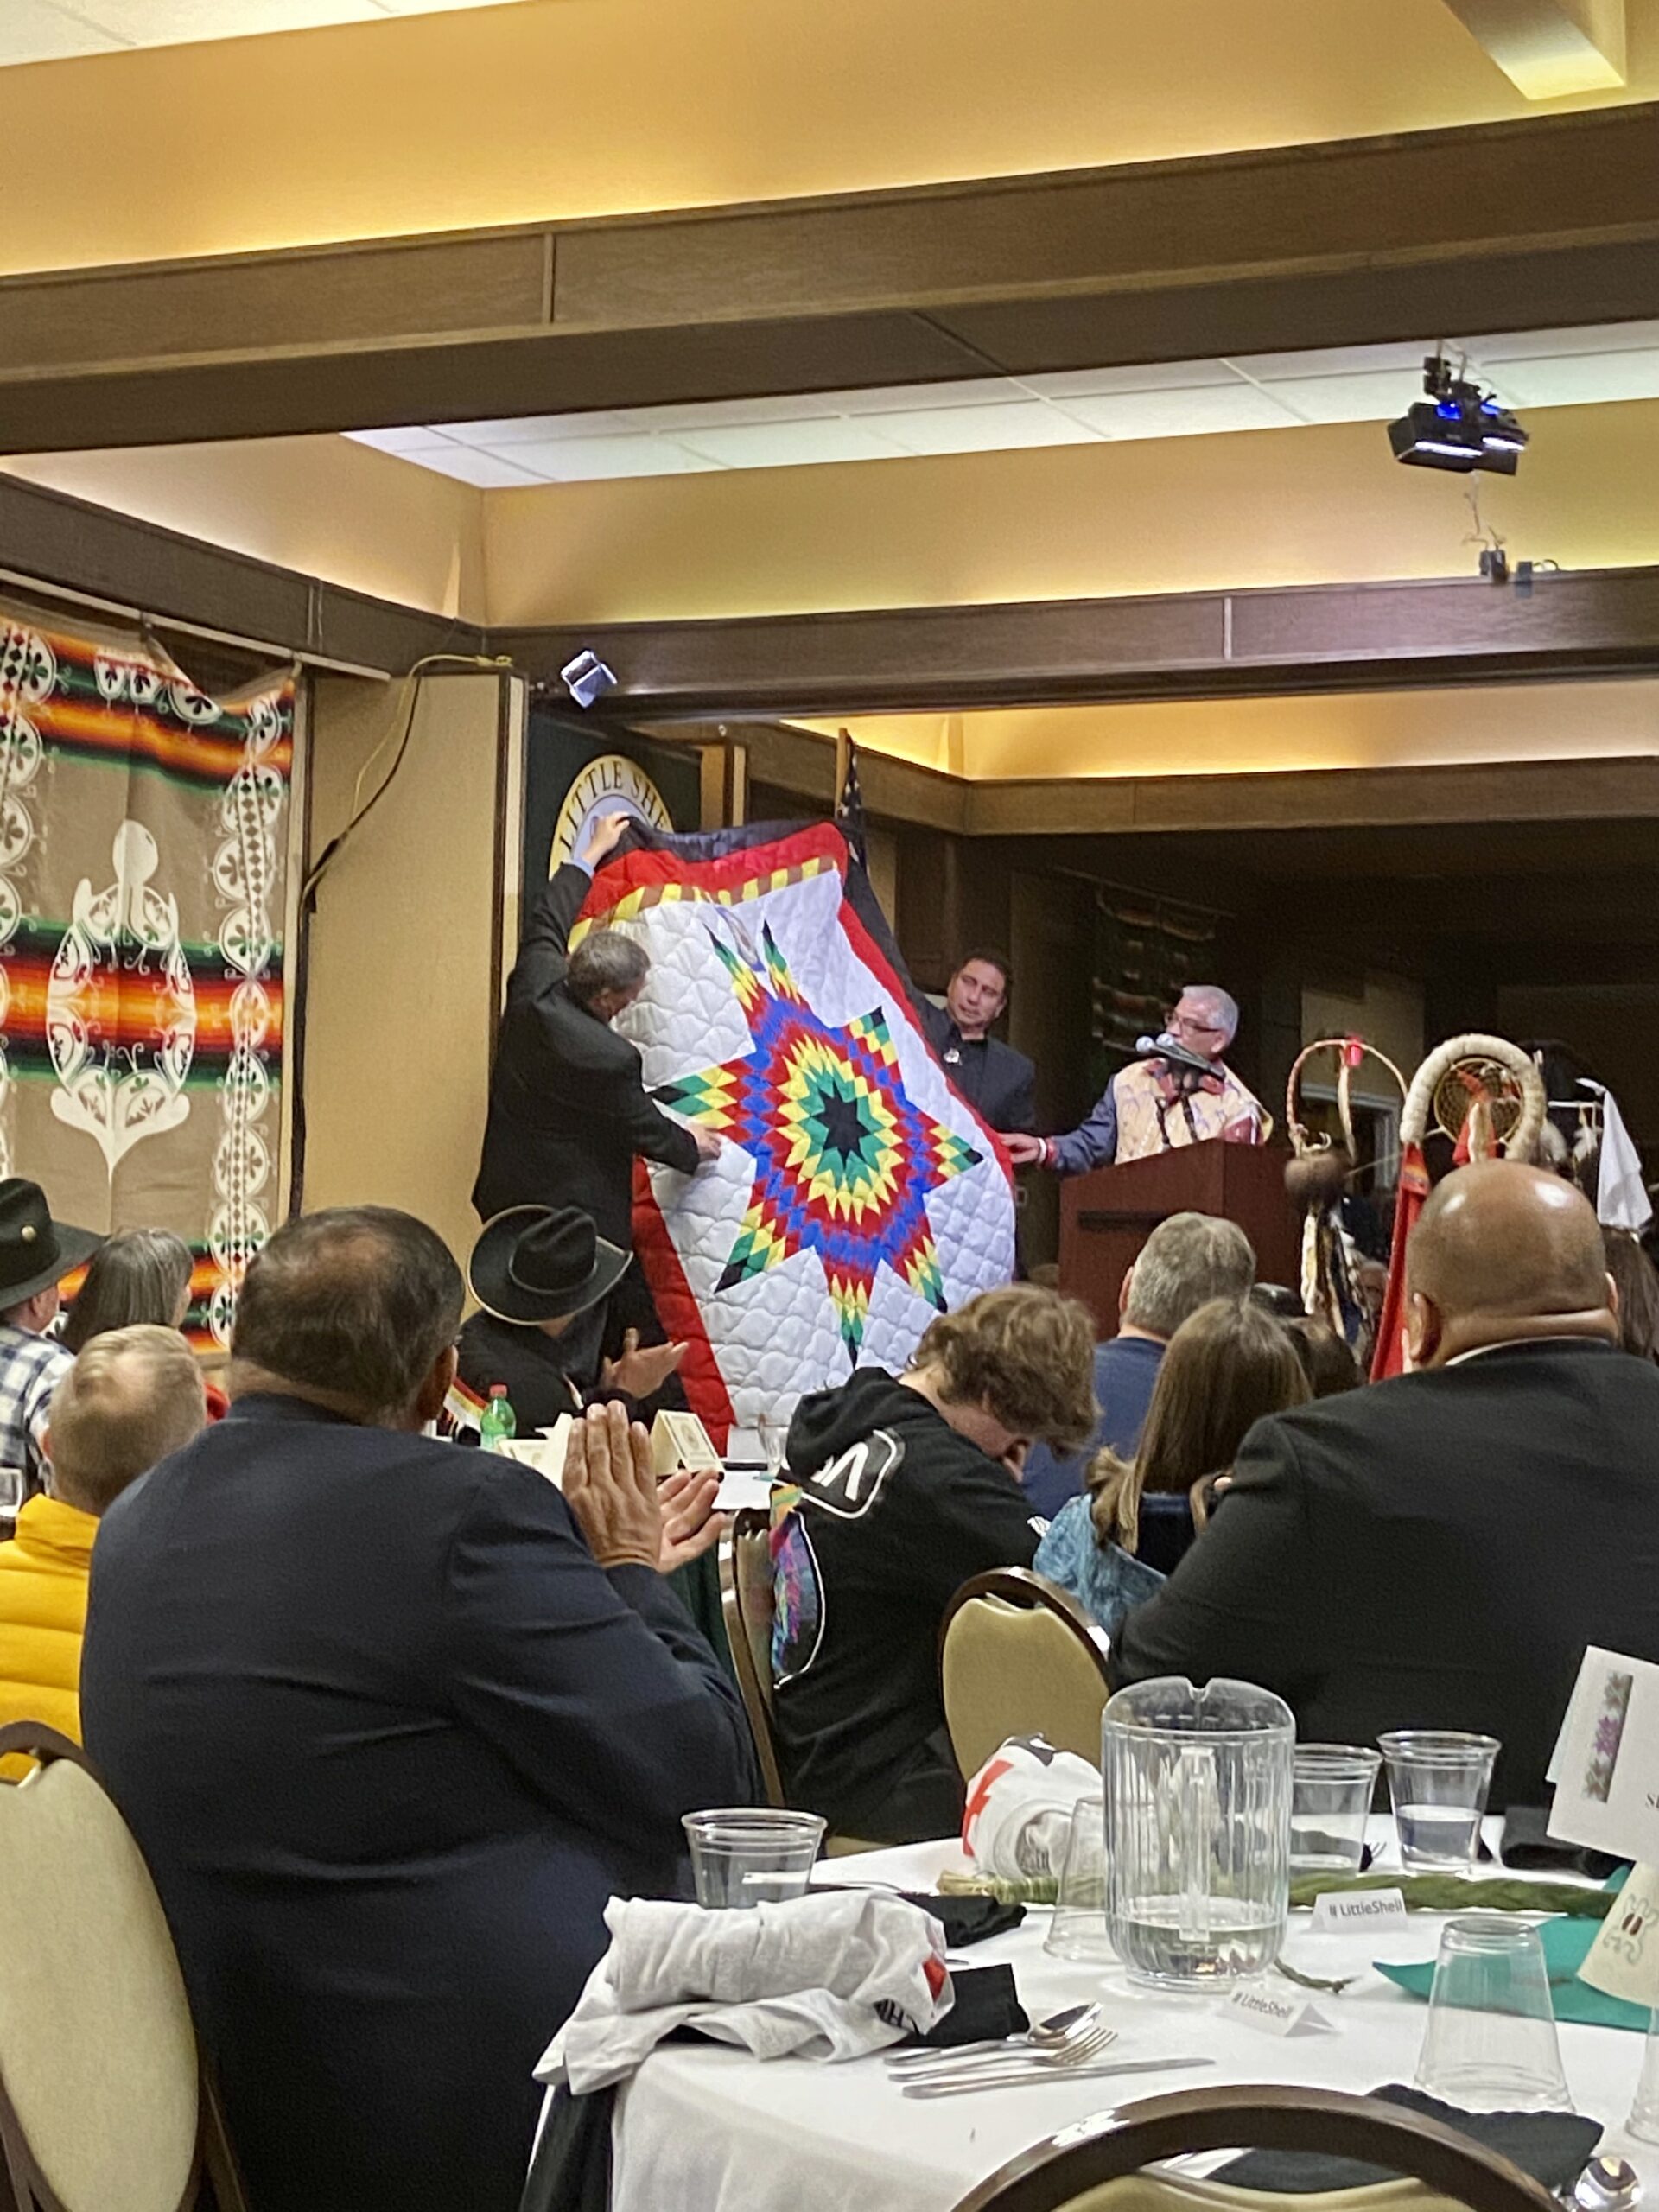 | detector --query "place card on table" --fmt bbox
[650,1409,723,1478]
[1548,1645,1659,1866]
[1224,1984,1333,2037]
[1309,1886,1408,1933]
[1578,1861,1659,2008]
[495,1414,575,1487]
